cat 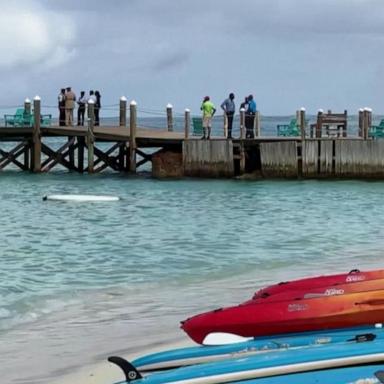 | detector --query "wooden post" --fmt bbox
[358,108,363,137]
[363,107,372,140]
[300,107,306,140]
[32,96,41,172]
[367,108,372,135]
[129,100,137,172]
[166,103,173,132]
[119,96,127,127]
[24,98,31,116]
[24,100,30,169]
[316,109,323,138]
[184,109,190,139]
[87,100,95,172]
[255,111,261,137]
[343,109,348,137]
[78,136,85,173]
[240,108,246,139]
